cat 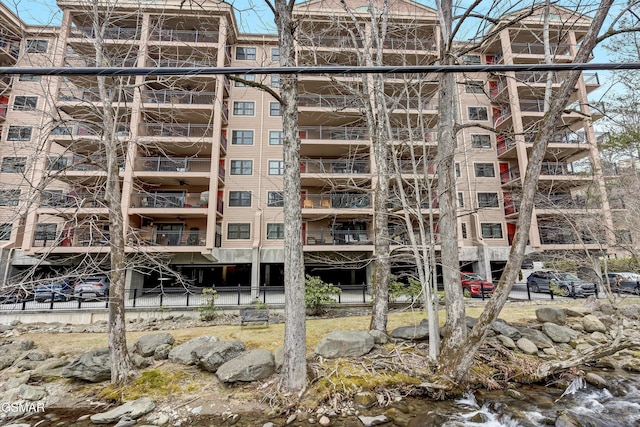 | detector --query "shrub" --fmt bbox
[305,275,341,315]
[388,276,423,302]
[198,288,219,321]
